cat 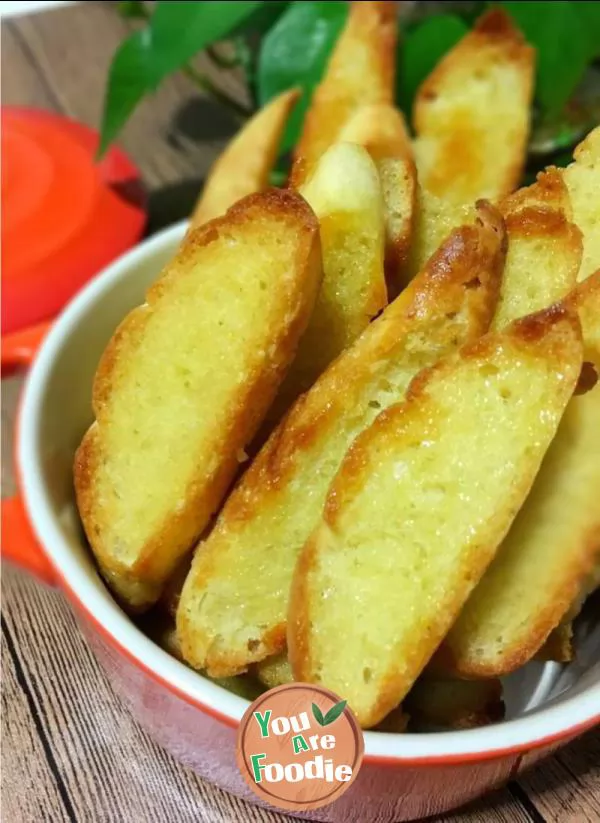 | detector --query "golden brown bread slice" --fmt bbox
[176,201,506,677]
[145,611,263,699]
[413,9,534,204]
[339,102,412,164]
[562,126,600,282]
[288,306,582,727]
[405,678,504,731]
[190,89,299,228]
[436,277,600,678]
[290,0,397,188]
[74,190,322,611]
[339,103,417,293]
[254,652,503,731]
[404,11,534,284]
[491,169,582,329]
[438,386,600,676]
[275,142,387,409]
